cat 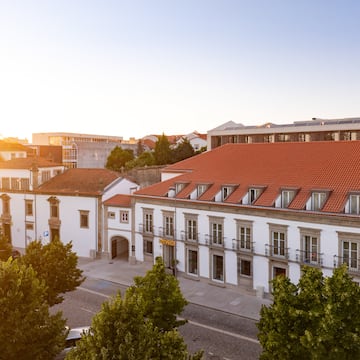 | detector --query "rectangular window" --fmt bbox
[272,231,286,257]
[25,200,33,216]
[164,215,174,237]
[303,235,318,263]
[120,211,129,223]
[186,219,197,241]
[212,254,224,281]
[108,211,115,219]
[11,178,20,190]
[188,249,198,275]
[239,259,251,276]
[2,178,10,190]
[211,222,223,245]
[20,178,30,190]
[312,192,326,211]
[350,195,360,215]
[41,171,51,183]
[343,241,359,271]
[240,226,251,250]
[79,211,89,228]
[144,239,153,254]
[282,190,295,208]
[145,213,153,233]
